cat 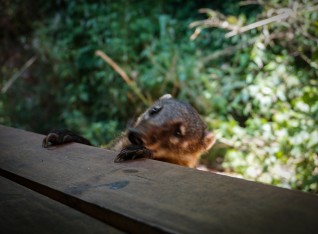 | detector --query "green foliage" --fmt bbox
[1,0,317,192]
[193,0,318,192]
